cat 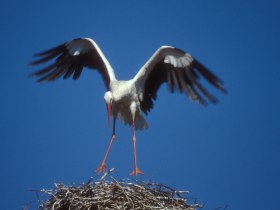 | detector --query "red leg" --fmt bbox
[130,121,144,176]
[96,118,116,175]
